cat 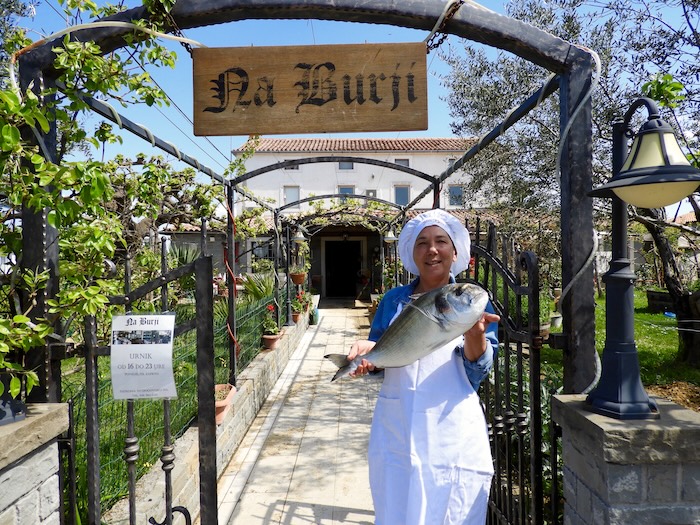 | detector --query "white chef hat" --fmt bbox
[398,209,471,276]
